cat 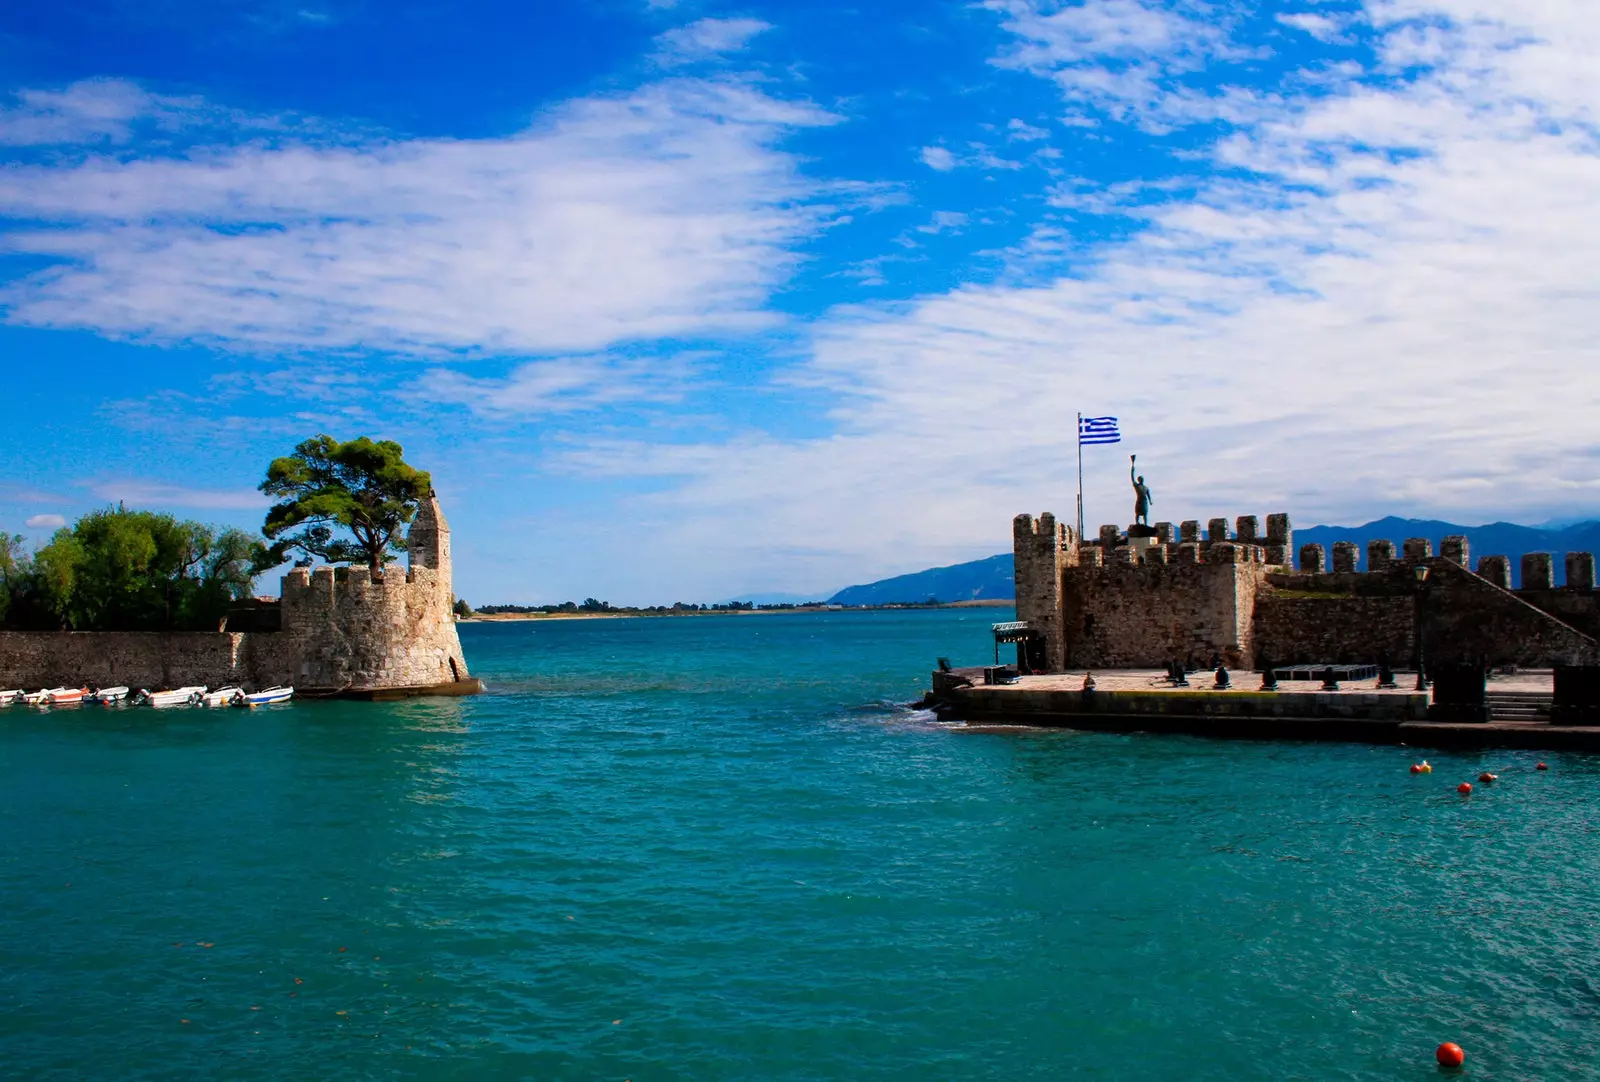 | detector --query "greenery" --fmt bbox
[0,507,268,631]
[452,597,474,619]
[261,435,432,572]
